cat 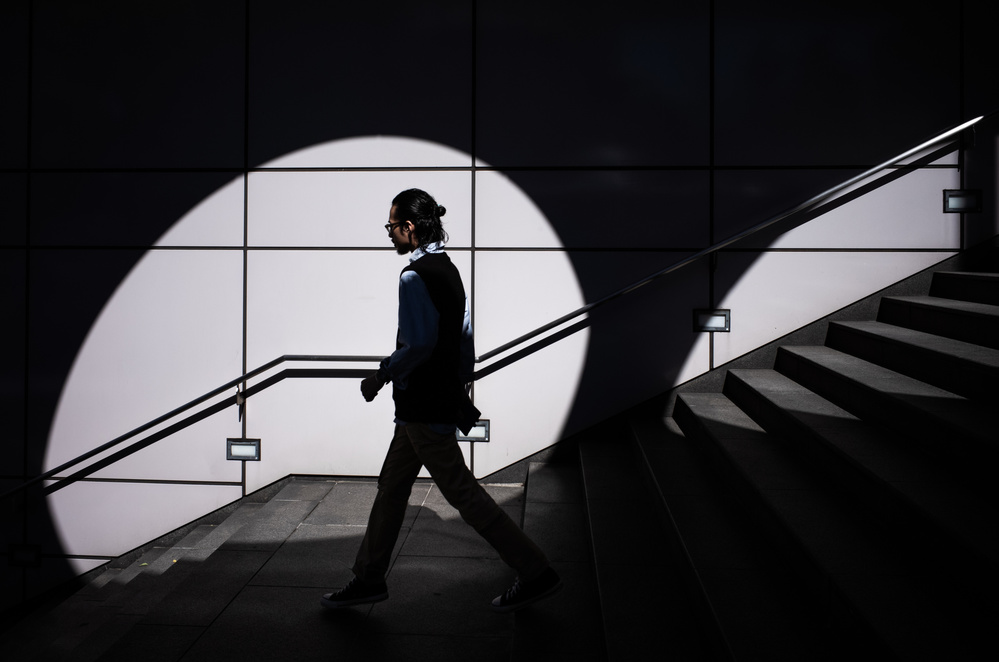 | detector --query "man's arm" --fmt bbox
[361,270,439,401]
